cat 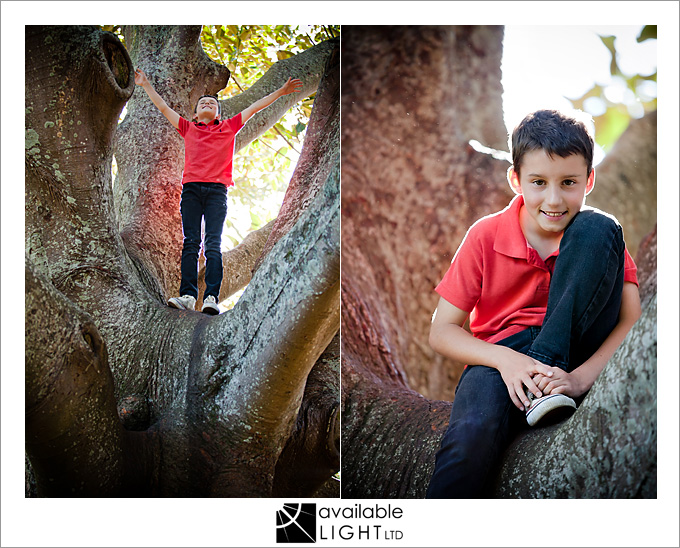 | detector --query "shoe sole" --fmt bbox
[201,305,220,315]
[526,394,576,427]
